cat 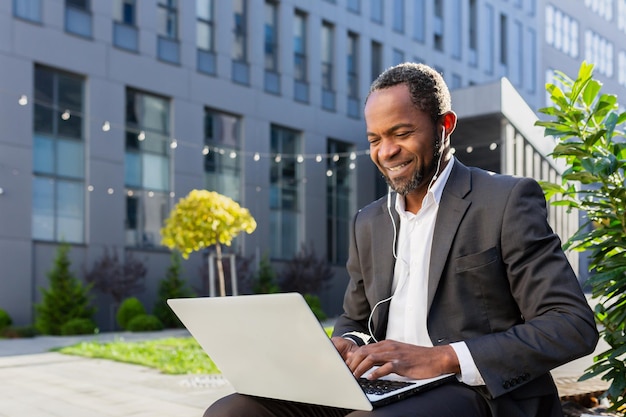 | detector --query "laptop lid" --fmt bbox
[167,293,453,411]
